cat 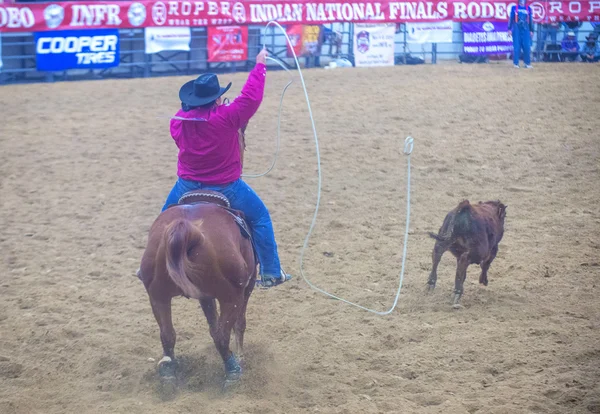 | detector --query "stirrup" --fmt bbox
[257,269,292,289]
